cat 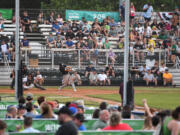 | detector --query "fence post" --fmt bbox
[51,50,54,69]
[106,50,108,66]
[78,49,80,69]
[158,50,161,67]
